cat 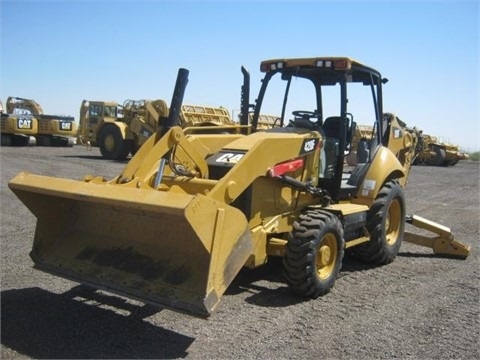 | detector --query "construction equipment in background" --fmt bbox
[76,99,236,160]
[413,132,467,166]
[9,58,470,319]
[248,113,281,129]
[1,99,38,146]
[5,97,76,147]
[76,100,119,148]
